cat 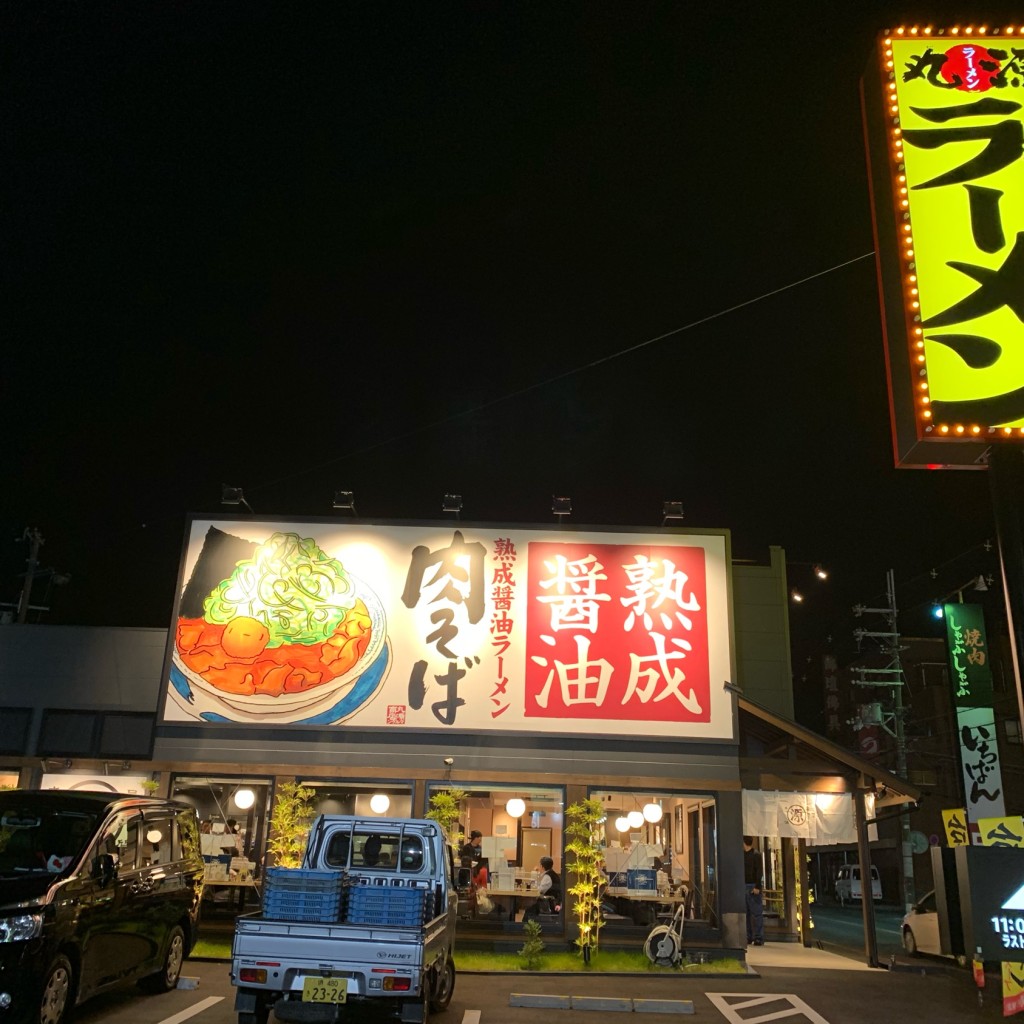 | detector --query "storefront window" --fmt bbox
[0,771,19,789]
[300,781,413,820]
[593,789,718,934]
[170,774,270,912]
[426,783,564,933]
